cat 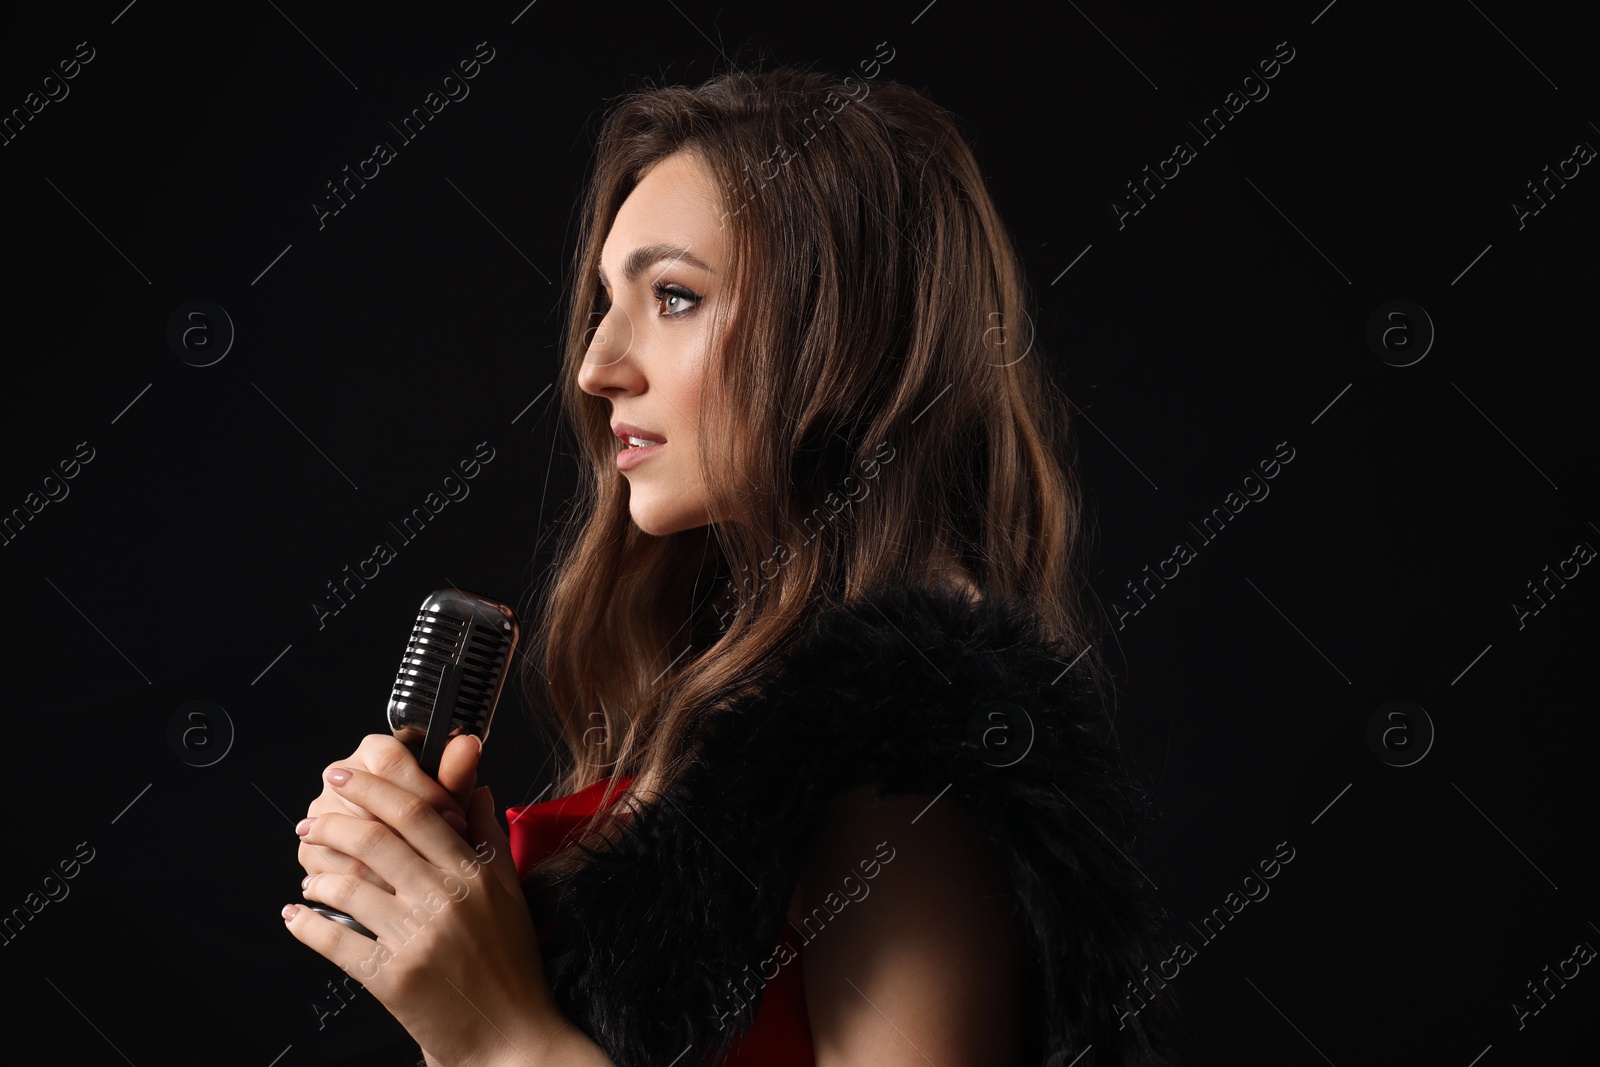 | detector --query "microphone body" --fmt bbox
[304,588,520,938]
